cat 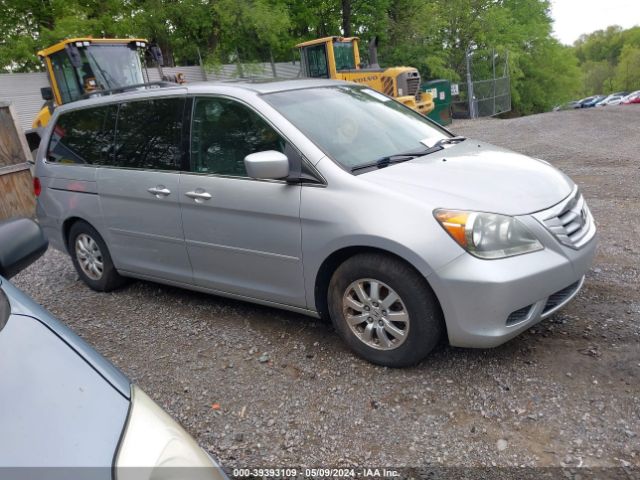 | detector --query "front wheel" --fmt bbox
[68,221,128,292]
[328,253,444,367]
